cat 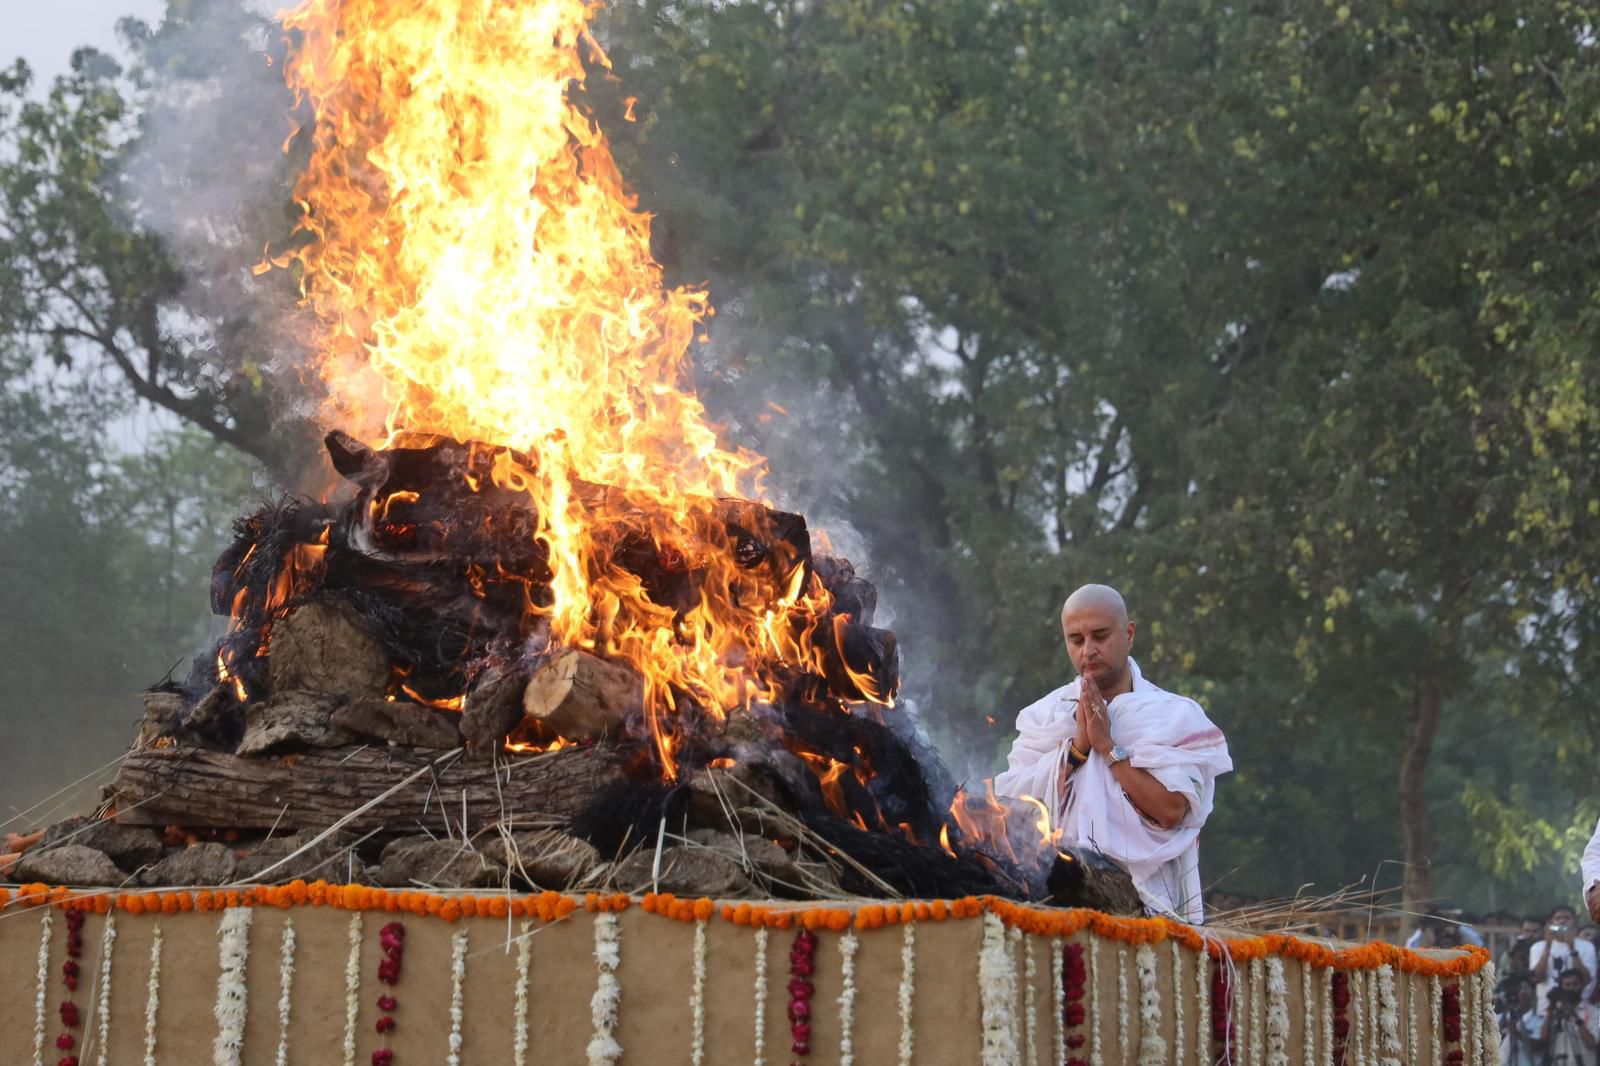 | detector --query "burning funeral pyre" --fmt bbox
[8,0,1136,912]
